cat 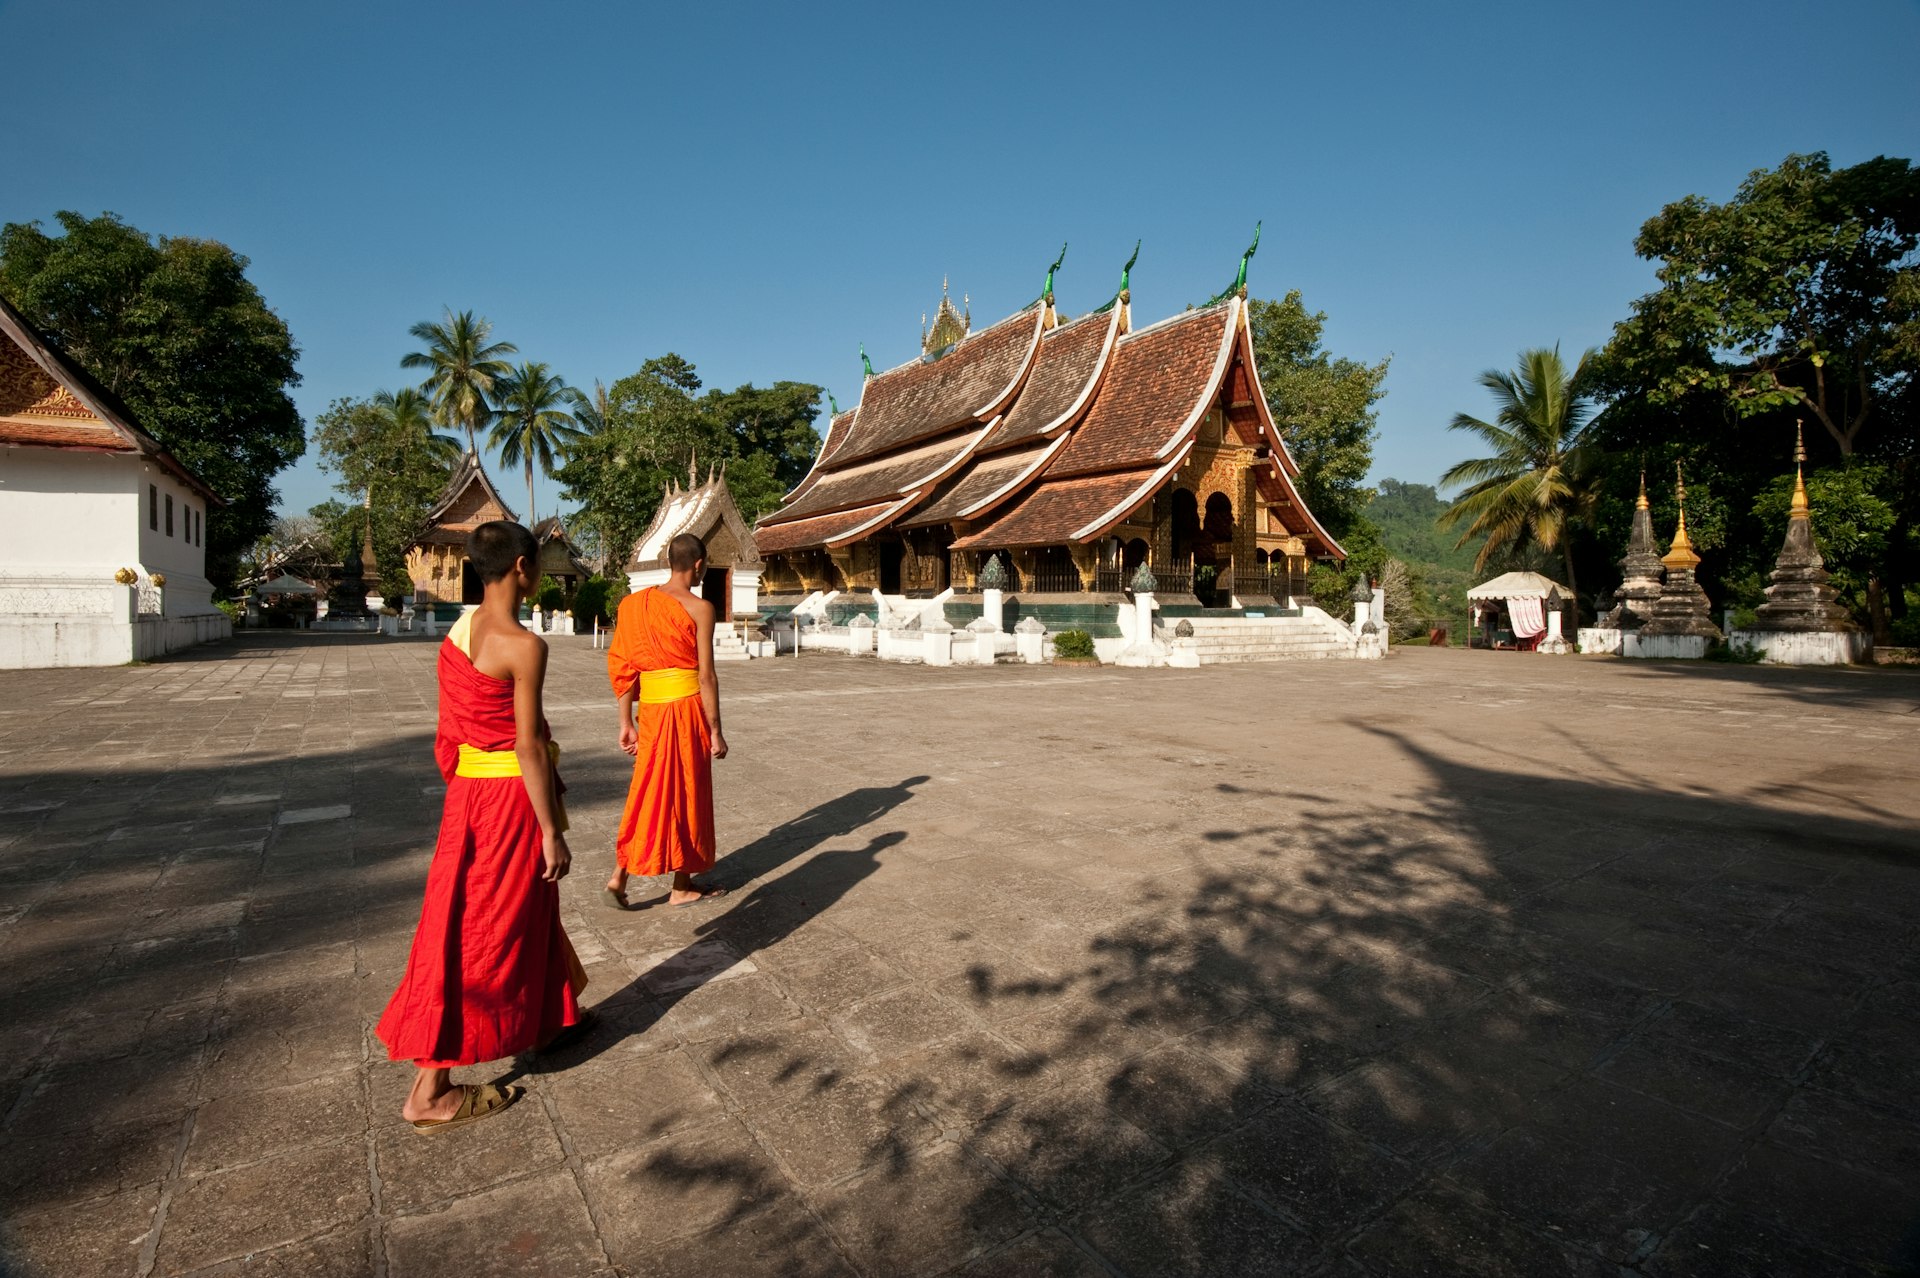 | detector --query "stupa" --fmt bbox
[1626,465,1721,659]
[1579,471,1667,654]
[1729,424,1870,665]
[316,519,378,631]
